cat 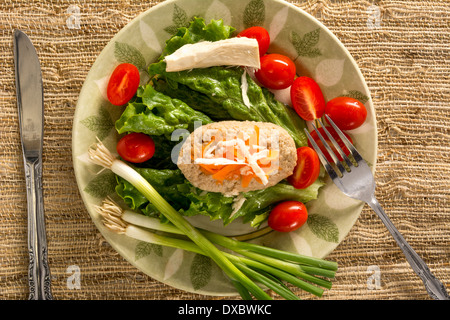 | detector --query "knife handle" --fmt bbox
[24,158,53,300]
